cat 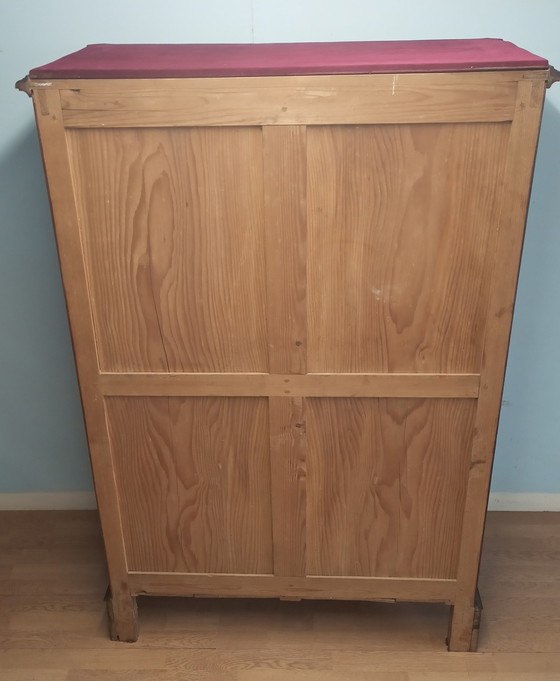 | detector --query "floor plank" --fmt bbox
[0,510,558,679]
